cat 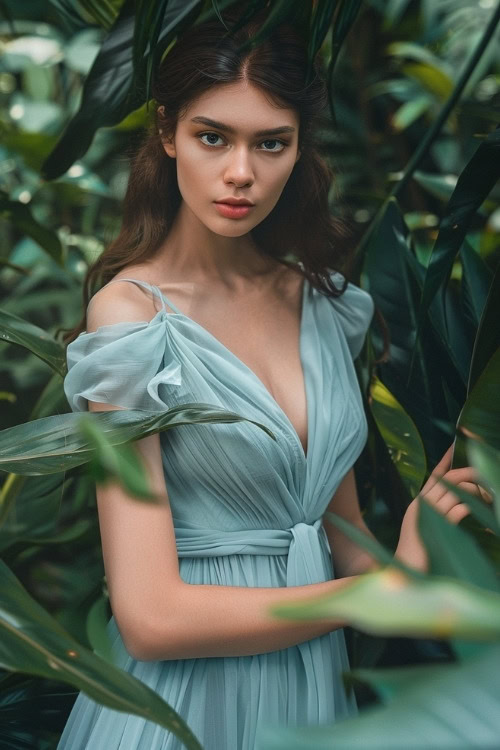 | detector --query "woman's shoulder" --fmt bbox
[322,270,375,360]
[65,266,181,413]
[87,267,161,332]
